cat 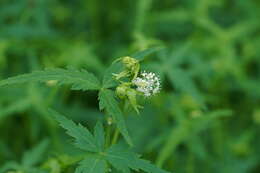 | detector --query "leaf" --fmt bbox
[168,42,192,66]
[106,144,138,173]
[75,156,107,173]
[167,68,203,104]
[47,110,169,173]
[135,159,171,173]
[156,109,232,167]
[102,62,122,89]
[22,139,49,167]
[131,47,164,61]
[94,121,105,150]
[190,109,233,132]
[98,89,133,146]
[0,162,19,173]
[0,68,101,91]
[105,144,170,173]
[49,109,100,152]
[0,99,31,119]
